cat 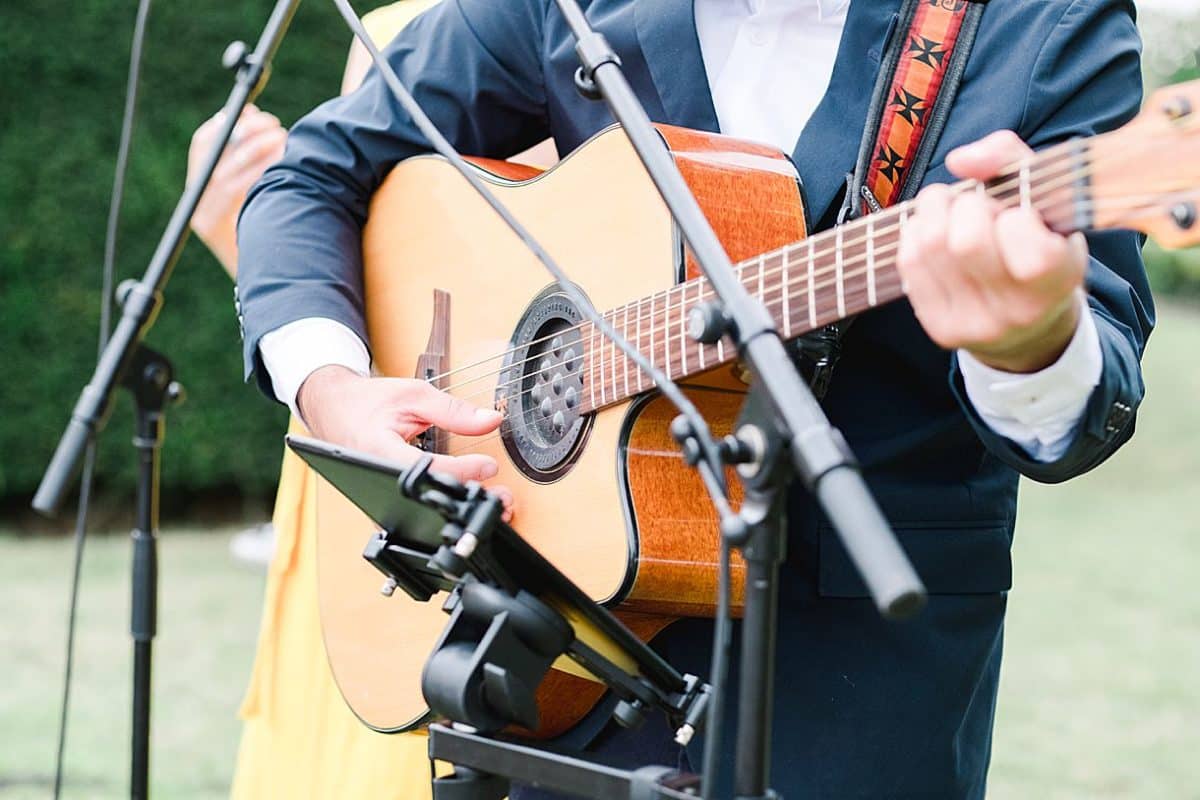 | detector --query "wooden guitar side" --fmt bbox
[315,125,807,734]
